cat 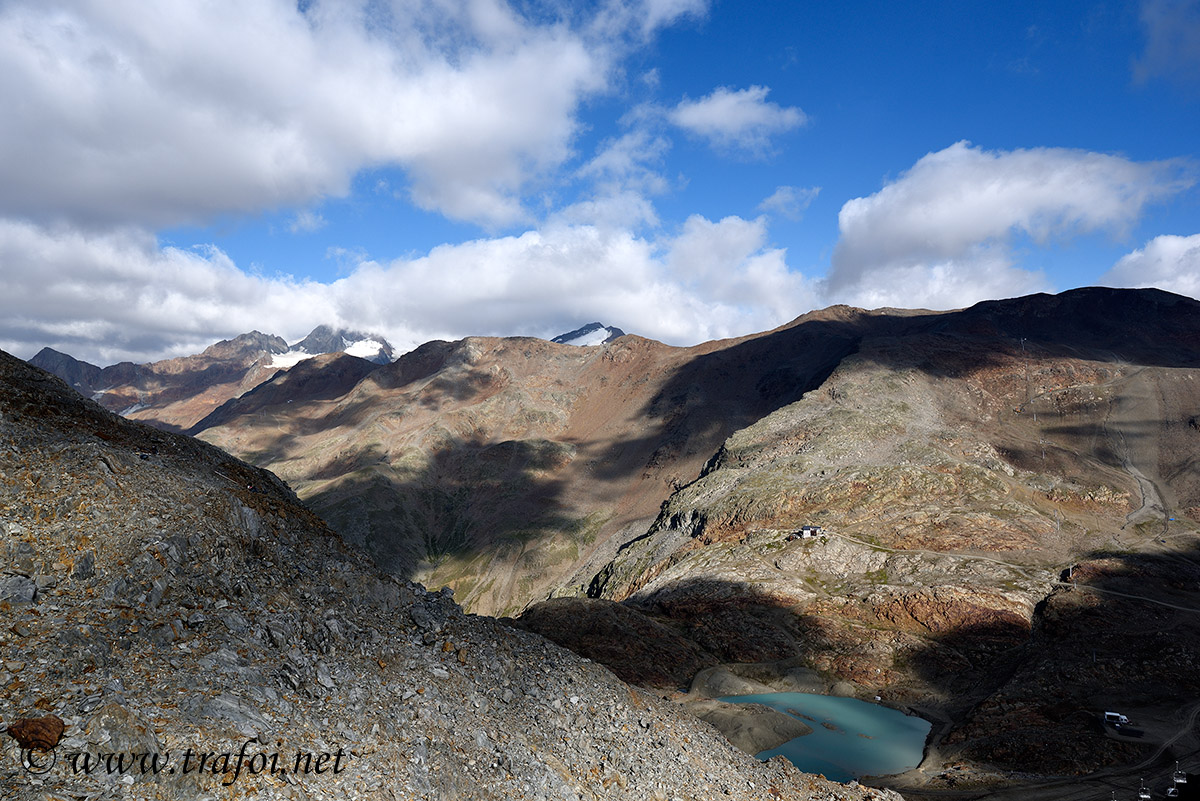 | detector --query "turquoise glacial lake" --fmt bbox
[718,692,931,783]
